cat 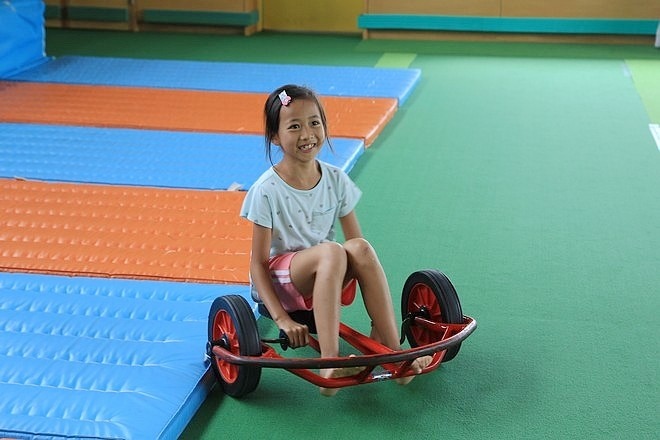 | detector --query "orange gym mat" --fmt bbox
[0,81,397,146]
[0,179,252,284]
